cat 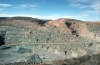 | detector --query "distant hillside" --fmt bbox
[0,17,9,19]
